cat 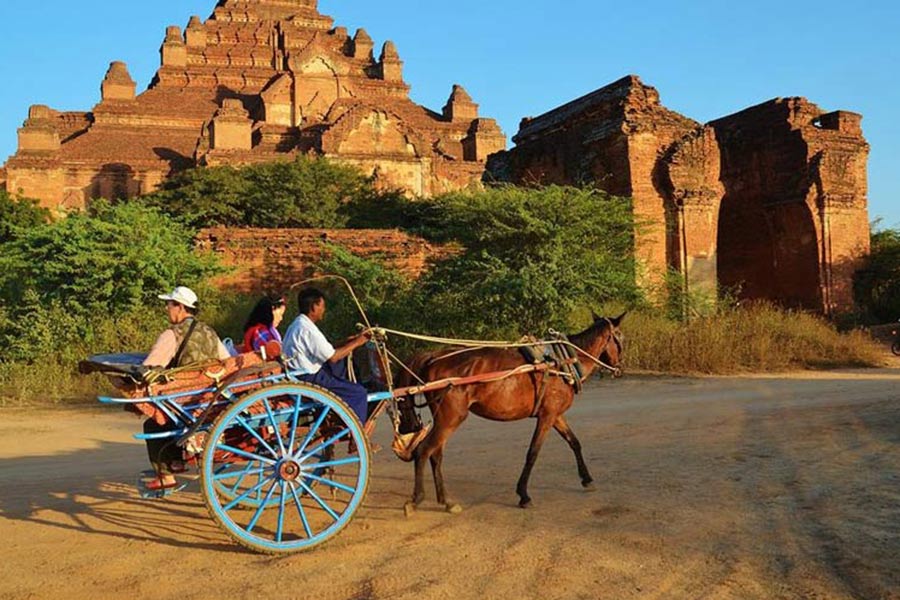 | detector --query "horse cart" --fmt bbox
[80,280,624,555]
[80,342,406,554]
